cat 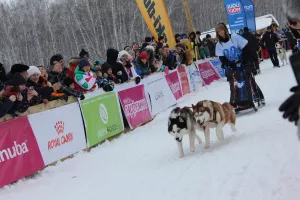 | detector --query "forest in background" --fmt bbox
[0,0,285,69]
